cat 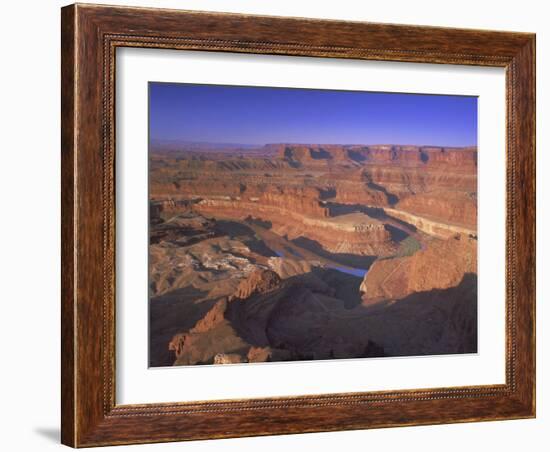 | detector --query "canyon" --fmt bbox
[149,143,478,366]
